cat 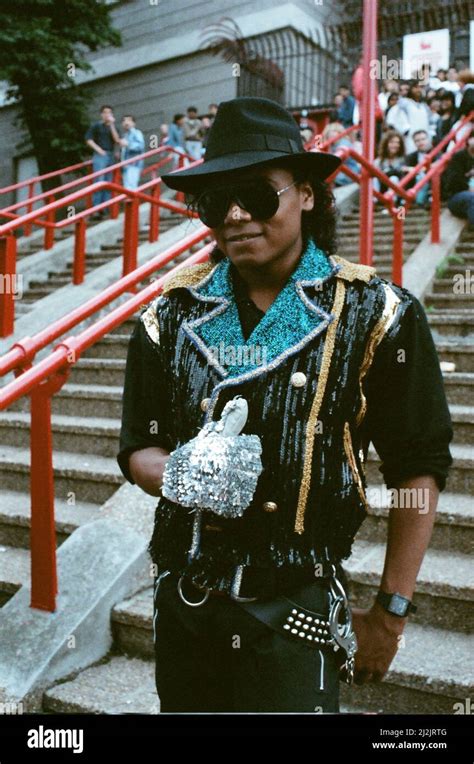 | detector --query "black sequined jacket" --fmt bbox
[117,253,453,593]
